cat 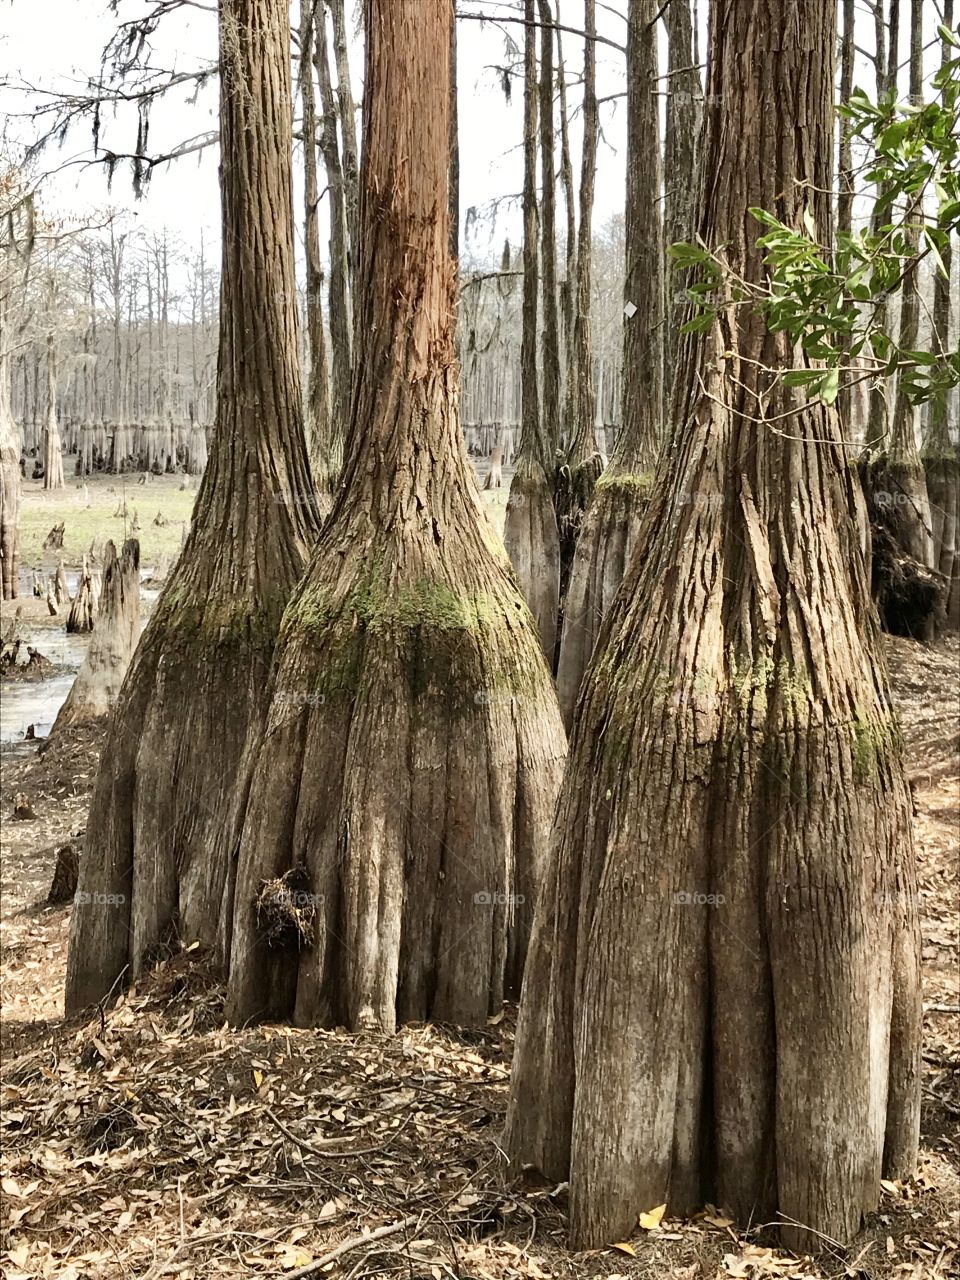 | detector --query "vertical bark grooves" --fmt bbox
[537,0,561,455]
[226,0,565,1035]
[504,0,561,663]
[66,0,320,1014]
[316,4,354,434]
[837,0,856,432]
[507,0,920,1253]
[662,0,702,399]
[0,285,20,599]
[299,0,337,500]
[555,0,662,724]
[866,0,900,447]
